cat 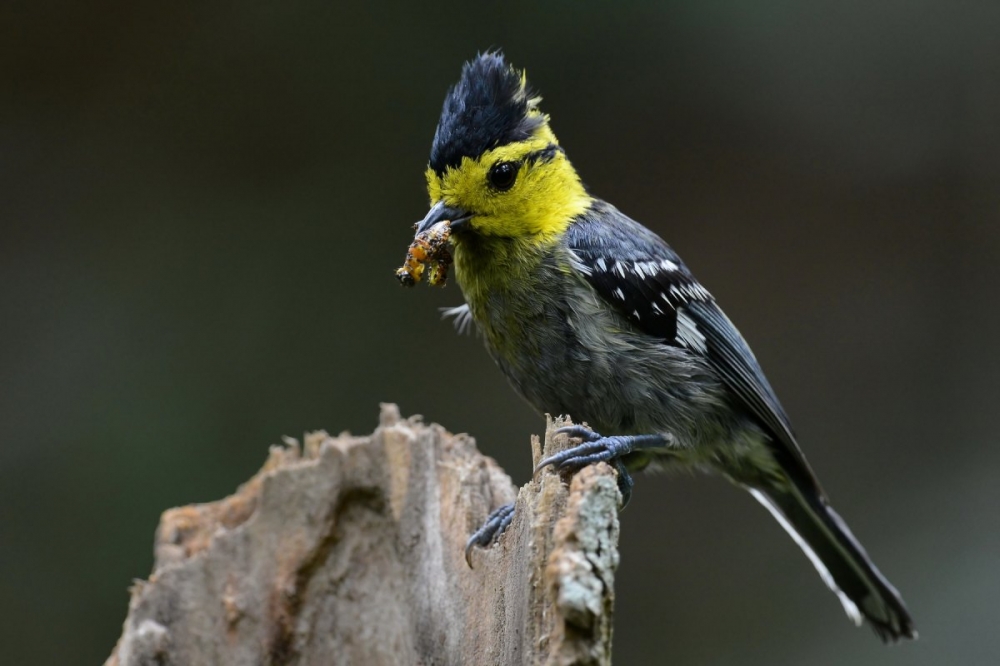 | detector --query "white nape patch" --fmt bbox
[748,489,864,627]
[440,304,474,335]
[595,257,607,271]
[675,310,707,352]
[613,288,626,301]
